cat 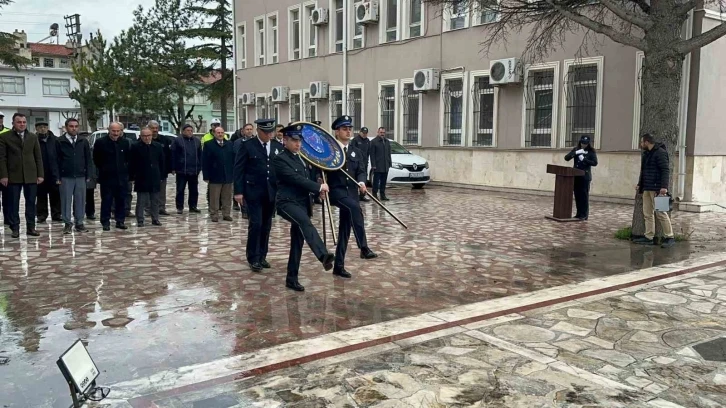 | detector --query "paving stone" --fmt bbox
[550,321,592,337]
[635,292,688,305]
[630,331,661,343]
[625,376,653,388]
[581,349,636,367]
[584,336,615,349]
[492,325,557,343]
[567,308,606,320]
